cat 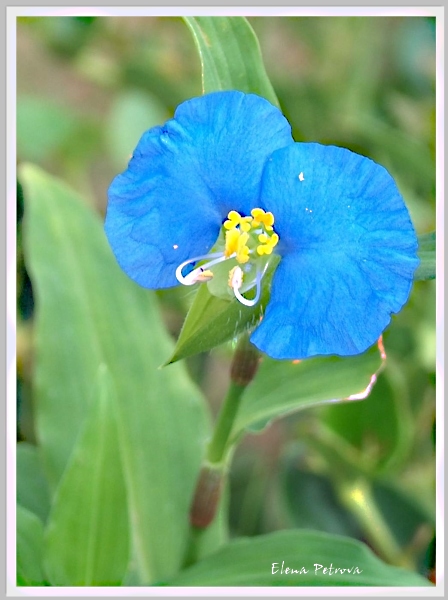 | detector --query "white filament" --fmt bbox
[232,268,263,307]
[175,252,229,286]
